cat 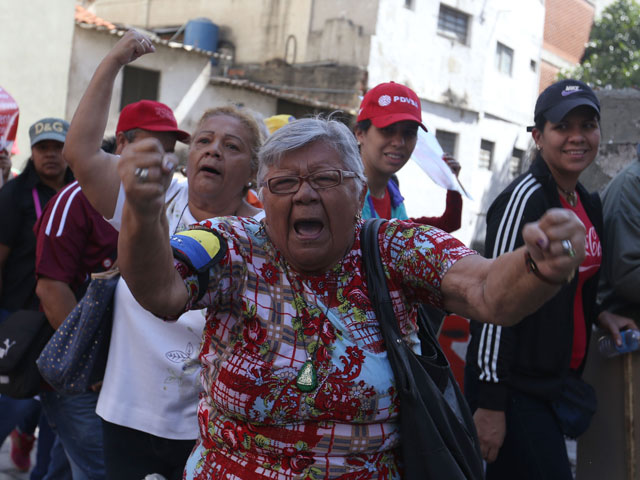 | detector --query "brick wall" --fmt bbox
[543,0,595,63]
[539,61,560,93]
